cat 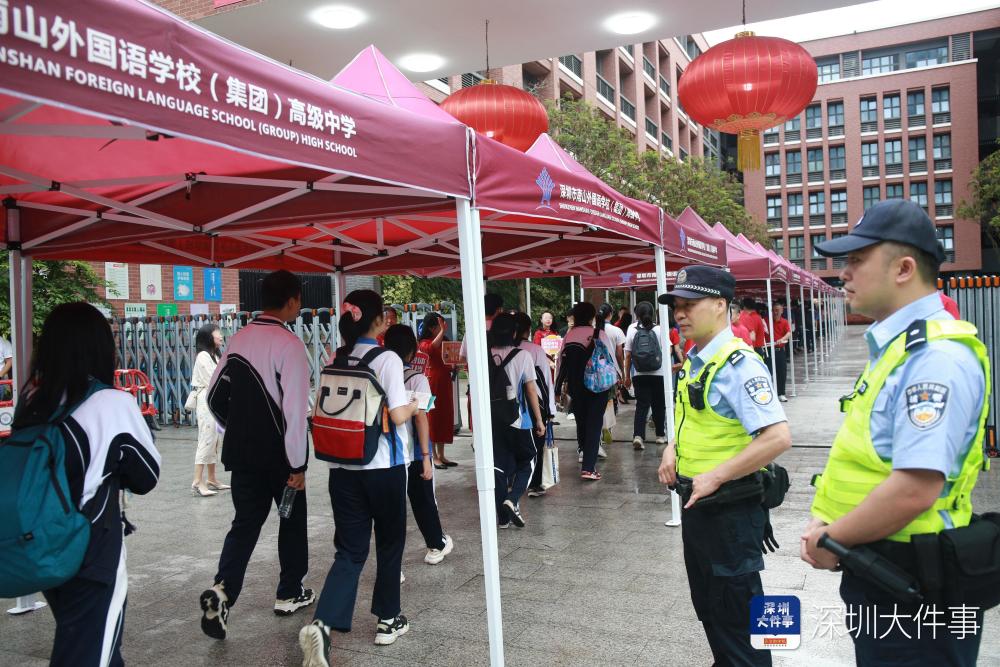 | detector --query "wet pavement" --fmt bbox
[3,324,999,666]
